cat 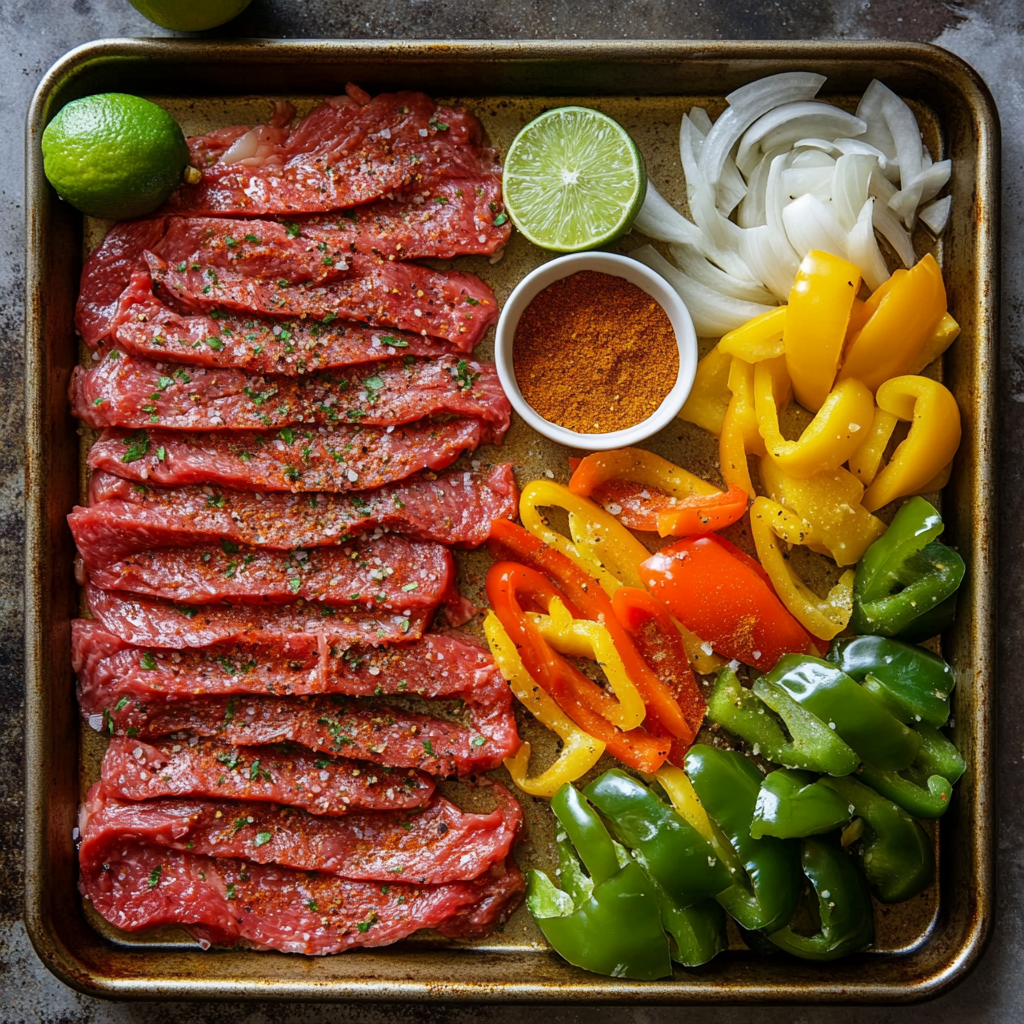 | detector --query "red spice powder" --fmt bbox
[512,270,678,434]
